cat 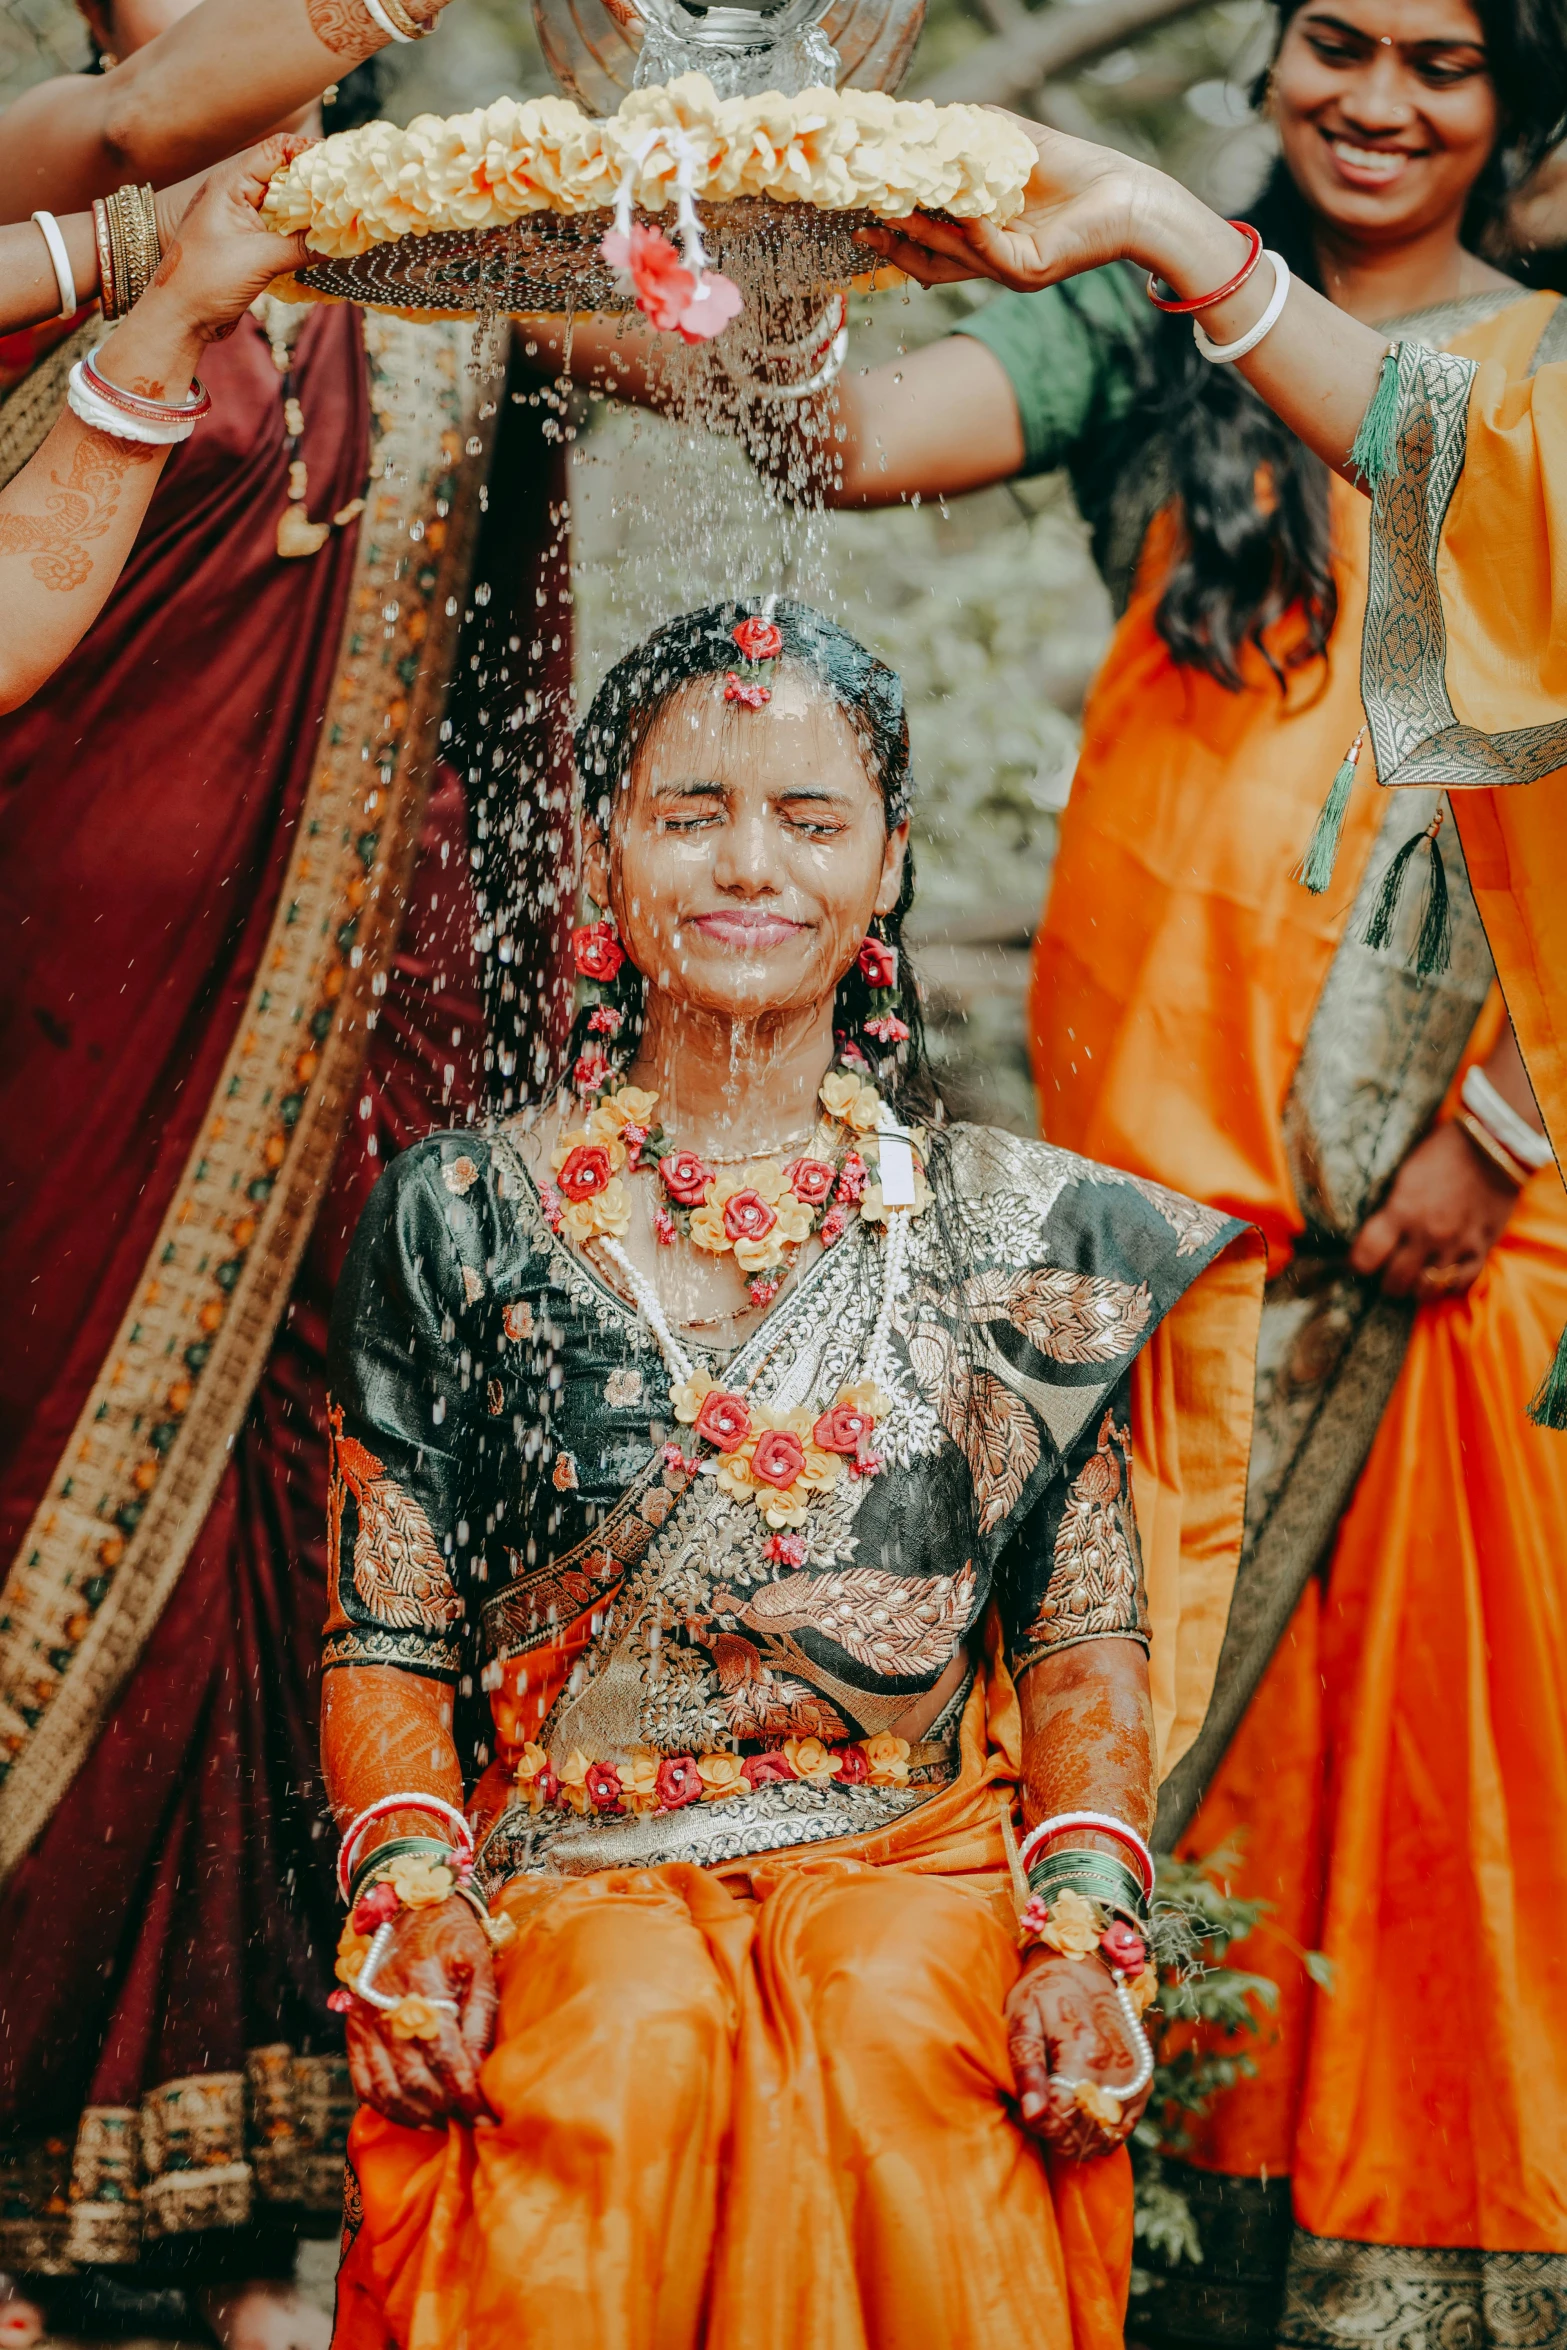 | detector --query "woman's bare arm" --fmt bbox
[858,119,1388,482]
[322,1664,496,2128]
[524,311,1025,509]
[0,0,441,219]
[0,141,309,713]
